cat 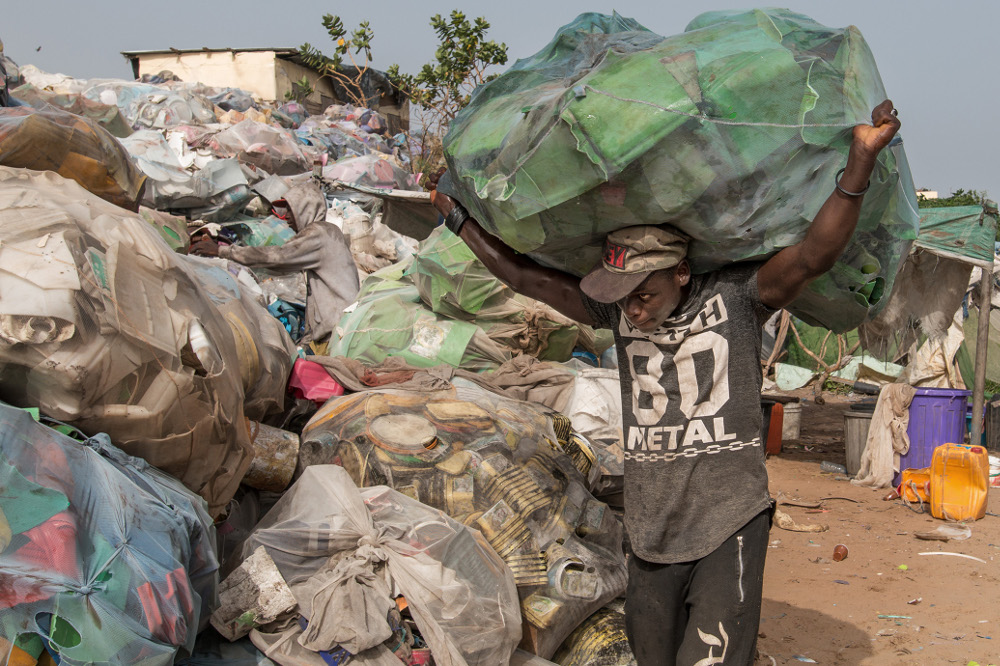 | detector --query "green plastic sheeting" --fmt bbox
[441,9,920,333]
[915,205,998,268]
